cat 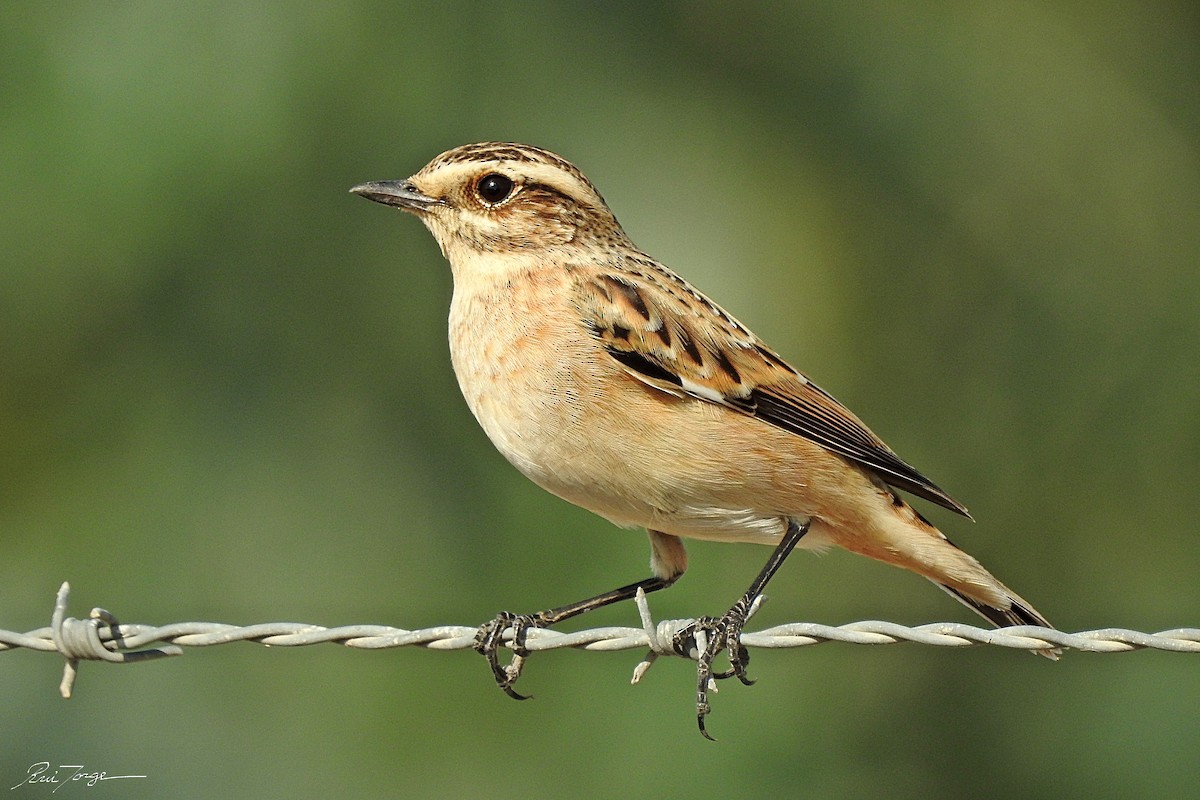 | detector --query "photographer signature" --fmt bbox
[11,762,146,792]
